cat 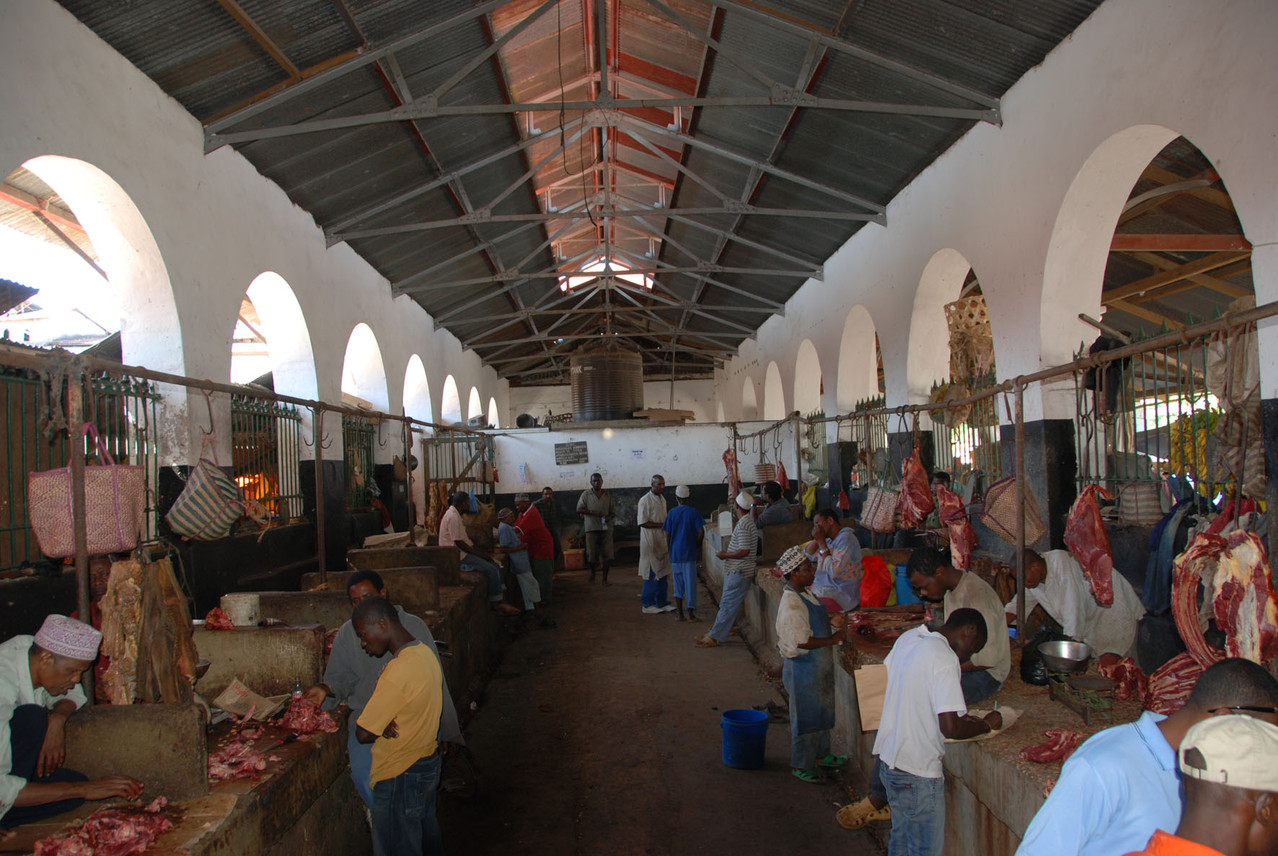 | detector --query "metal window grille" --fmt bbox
[1074,331,1223,498]
[342,414,376,511]
[425,431,491,501]
[231,394,304,519]
[1,369,68,567]
[930,381,1003,482]
[88,373,160,542]
[843,398,890,487]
